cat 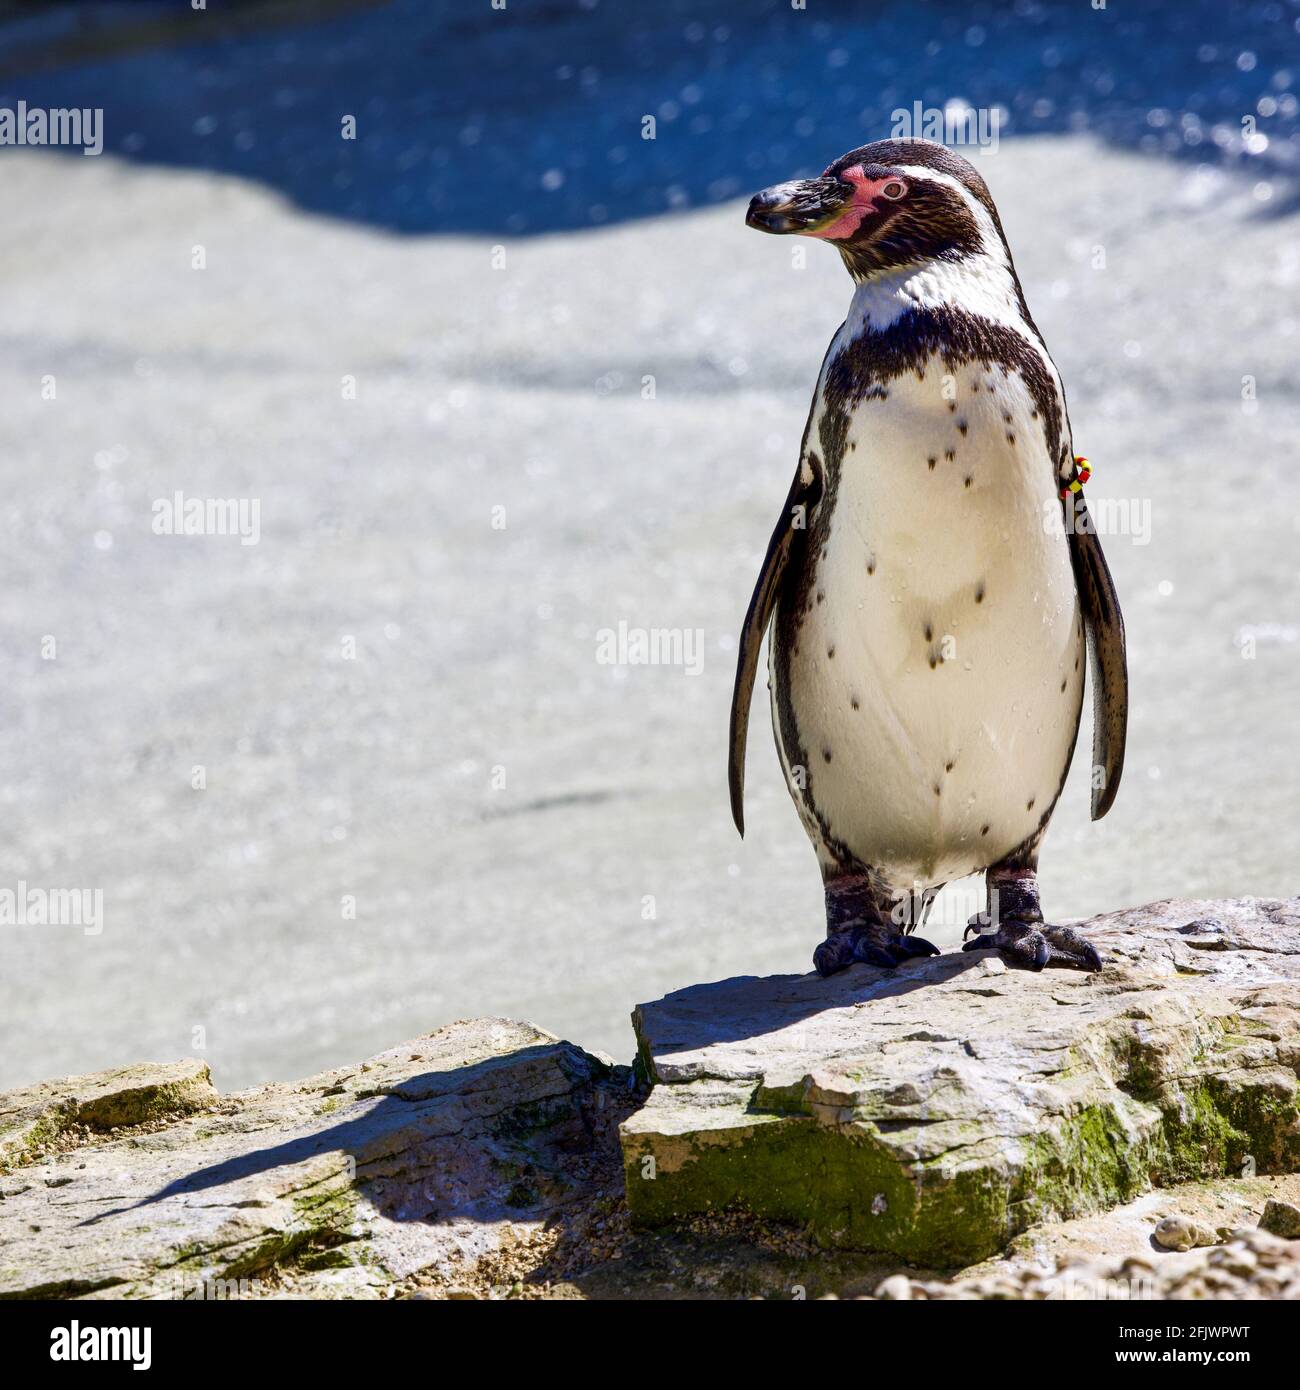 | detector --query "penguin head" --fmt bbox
[746,138,1009,279]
